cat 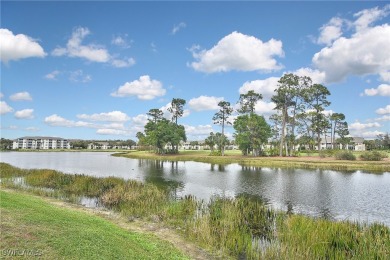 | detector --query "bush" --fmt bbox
[335,151,356,161]
[360,151,388,161]
[209,150,222,156]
